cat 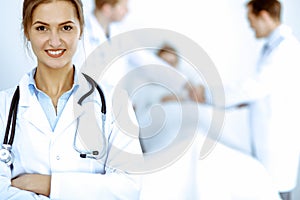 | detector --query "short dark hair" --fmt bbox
[247,0,281,21]
[94,0,119,9]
